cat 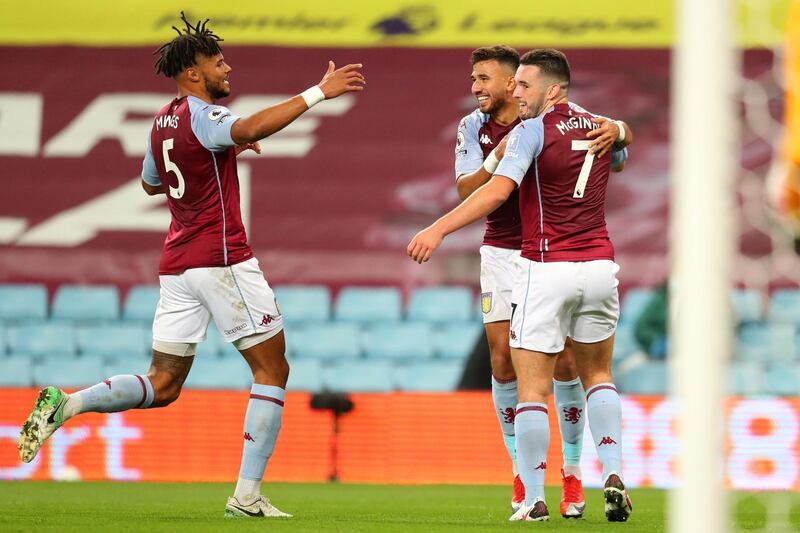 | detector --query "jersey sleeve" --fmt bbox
[189,101,240,152]
[454,113,484,180]
[611,146,629,167]
[495,118,544,186]
[141,135,161,186]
